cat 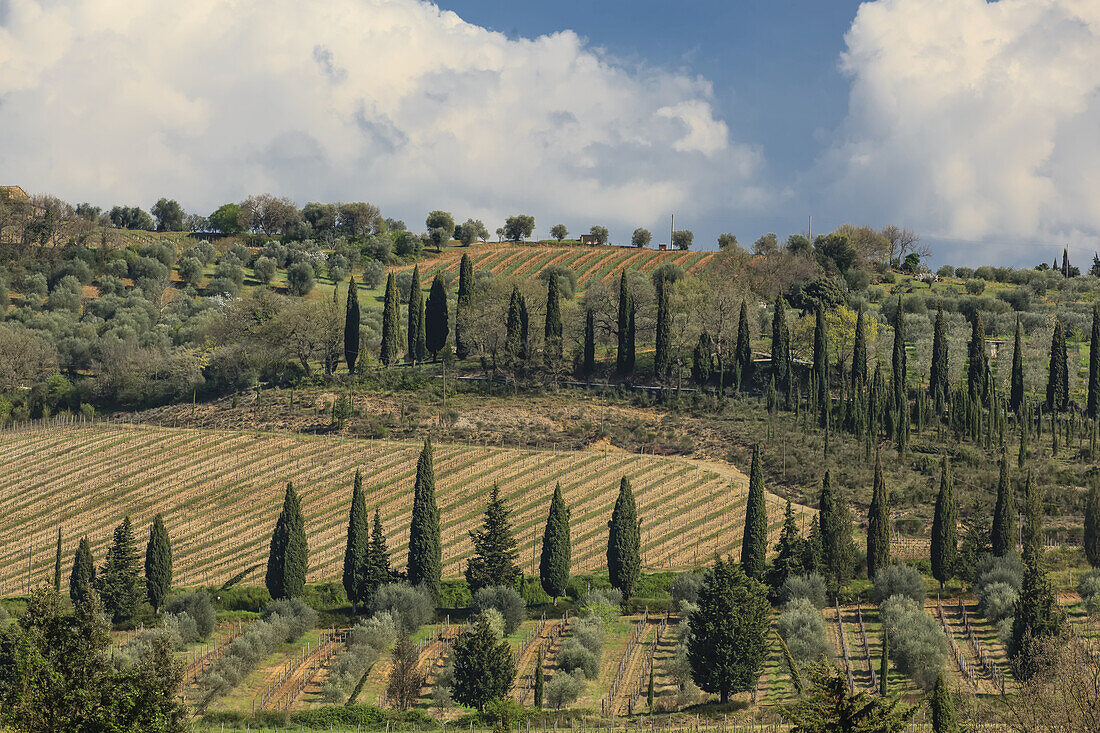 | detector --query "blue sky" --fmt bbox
[1,0,1097,265]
